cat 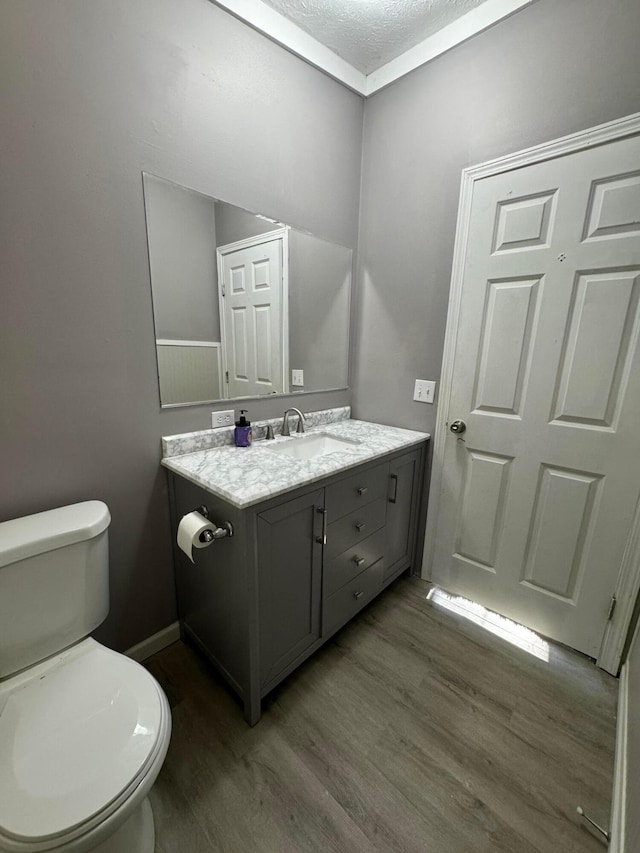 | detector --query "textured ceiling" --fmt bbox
[259,0,489,74]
